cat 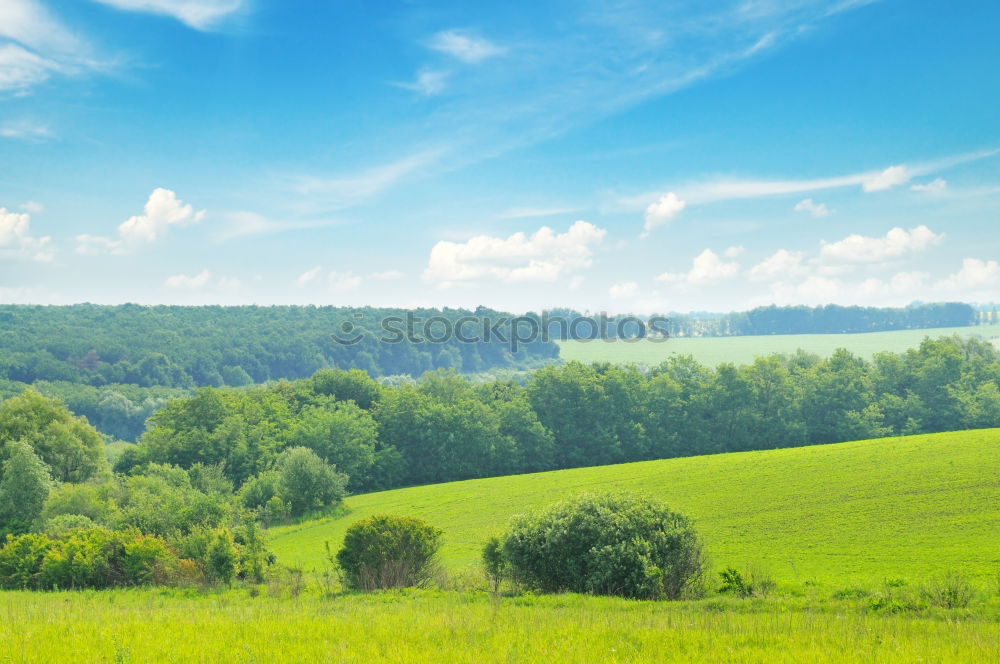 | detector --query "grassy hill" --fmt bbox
[270,429,1000,584]
[557,323,1000,367]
